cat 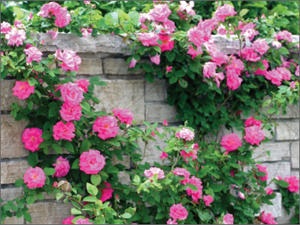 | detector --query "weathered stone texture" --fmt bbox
[1,160,29,184]
[104,58,144,75]
[276,121,299,141]
[264,162,291,190]
[77,58,103,75]
[112,155,130,169]
[118,171,131,185]
[91,80,144,124]
[291,142,299,169]
[1,115,29,159]
[277,206,295,224]
[1,188,24,203]
[145,79,167,102]
[2,216,24,224]
[26,202,73,224]
[145,104,179,123]
[252,142,290,162]
[259,192,282,218]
